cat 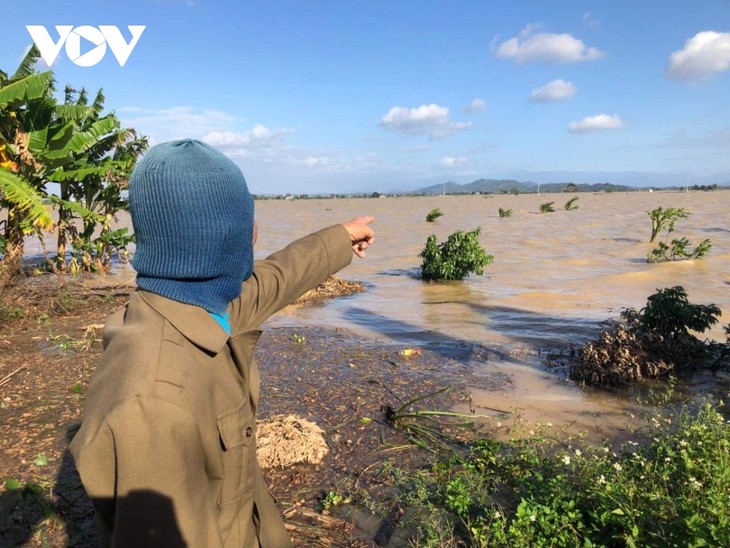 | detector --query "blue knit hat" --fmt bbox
[130,139,254,315]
